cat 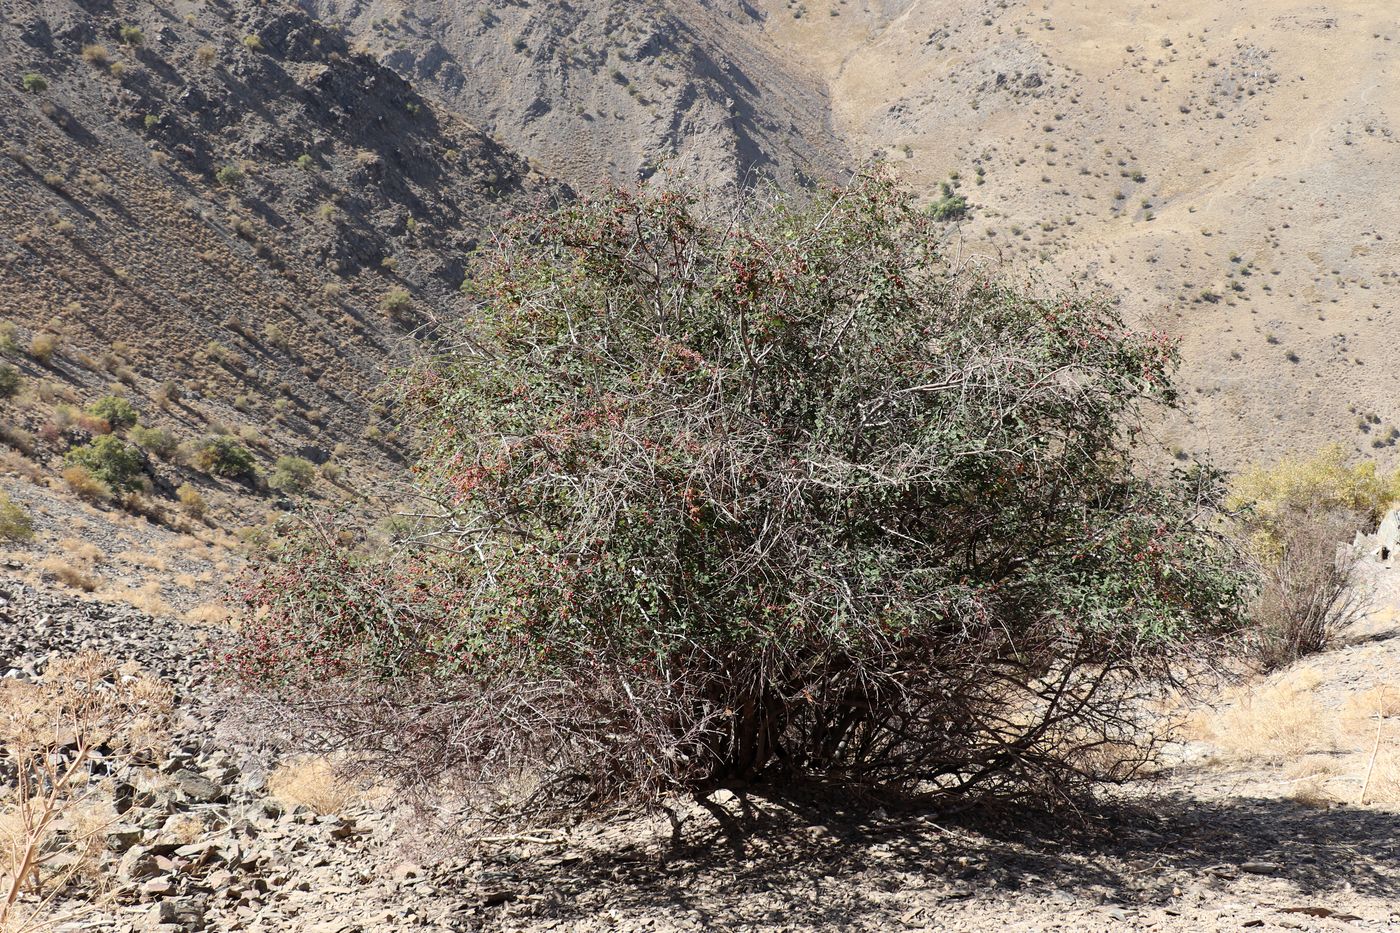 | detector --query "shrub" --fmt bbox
[65,435,144,492]
[28,333,56,364]
[927,181,970,221]
[118,25,144,45]
[0,322,17,356]
[232,175,1250,823]
[129,425,178,459]
[0,494,33,542]
[185,436,257,480]
[215,164,244,186]
[0,364,19,398]
[81,44,109,65]
[268,455,316,495]
[21,73,47,93]
[87,395,139,430]
[176,483,207,518]
[62,464,110,502]
[1228,446,1395,667]
[242,34,264,51]
[379,288,411,314]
